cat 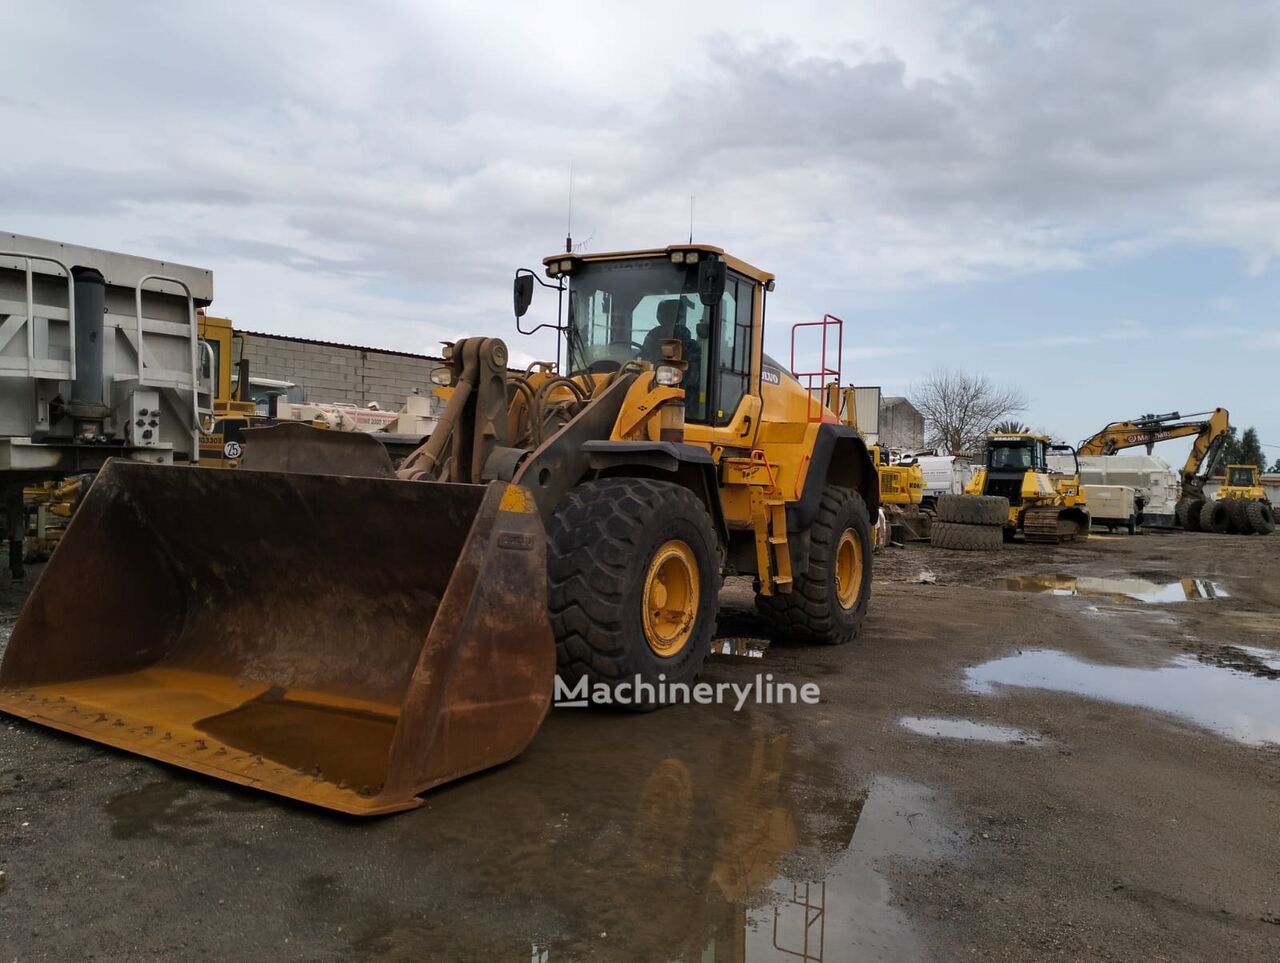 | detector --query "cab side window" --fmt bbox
[715,275,754,426]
